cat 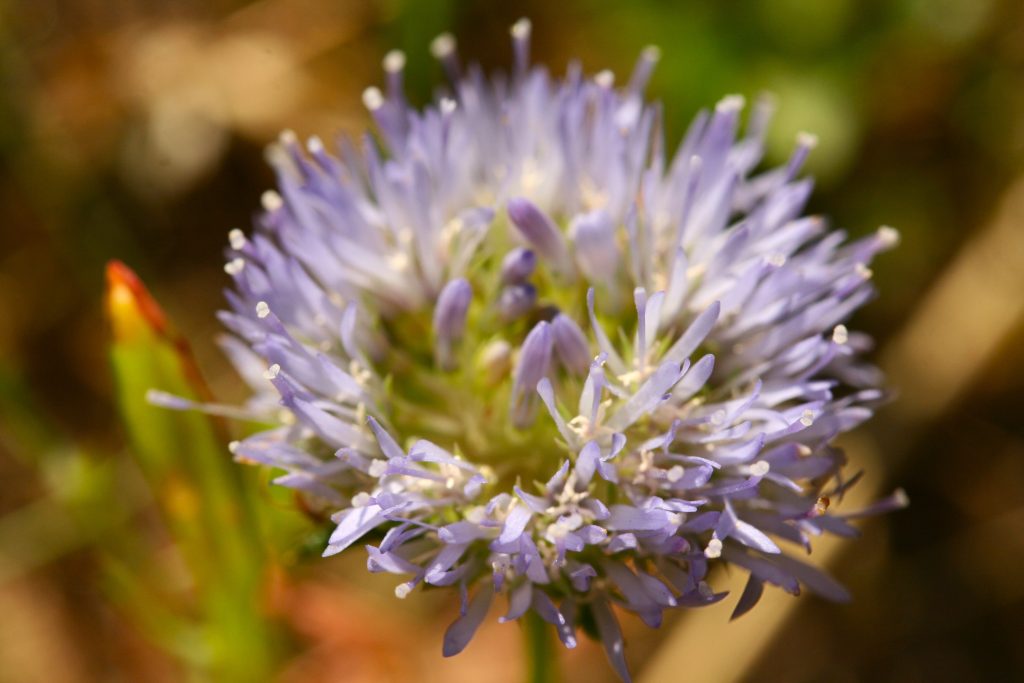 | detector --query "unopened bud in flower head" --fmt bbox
[551,313,591,375]
[510,320,553,428]
[570,209,619,282]
[498,283,537,321]
[478,339,513,385]
[507,197,569,273]
[433,278,472,370]
[501,247,536,284]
